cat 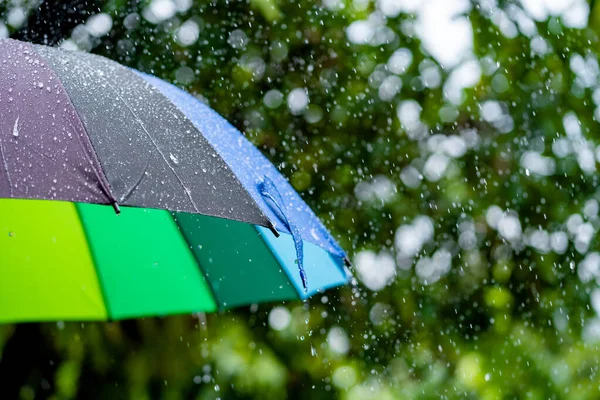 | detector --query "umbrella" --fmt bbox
[0,38,351,323]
